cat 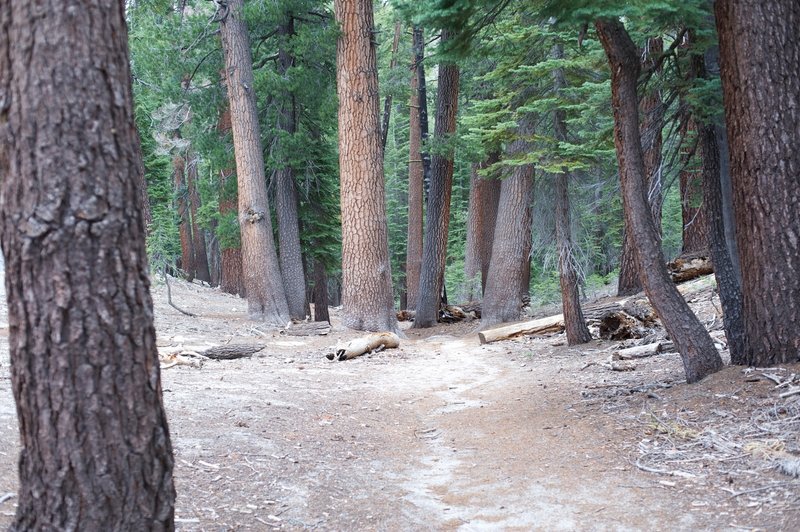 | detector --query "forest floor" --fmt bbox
[1,274,799,531]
